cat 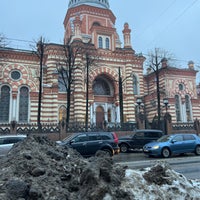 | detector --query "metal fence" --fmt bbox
[0,122,137,135]
[0,121,196,135]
